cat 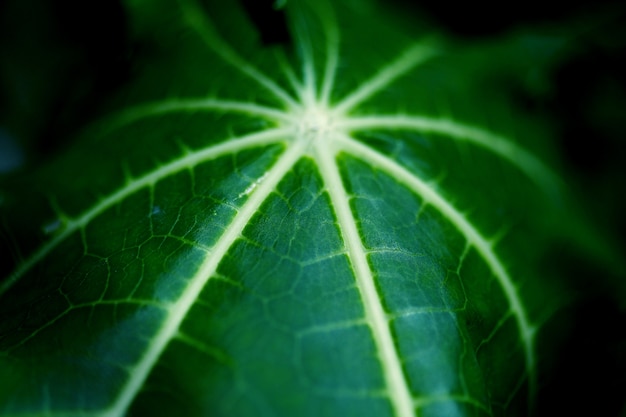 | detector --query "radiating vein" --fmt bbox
[178,0,299,110]
[276,51,304,101]
[338,115,561,196]
[337,133,537,400]
[100,139,307,417]
[0,128,291,297]
[314,0,340,107]
[312,137,415,417]
[413,394,491,414]
[291,4,317,108]
[332,41,438,116]
[97,98,293,137]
